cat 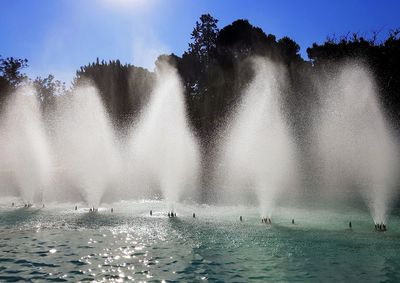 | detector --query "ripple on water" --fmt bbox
[0,206,400,282]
